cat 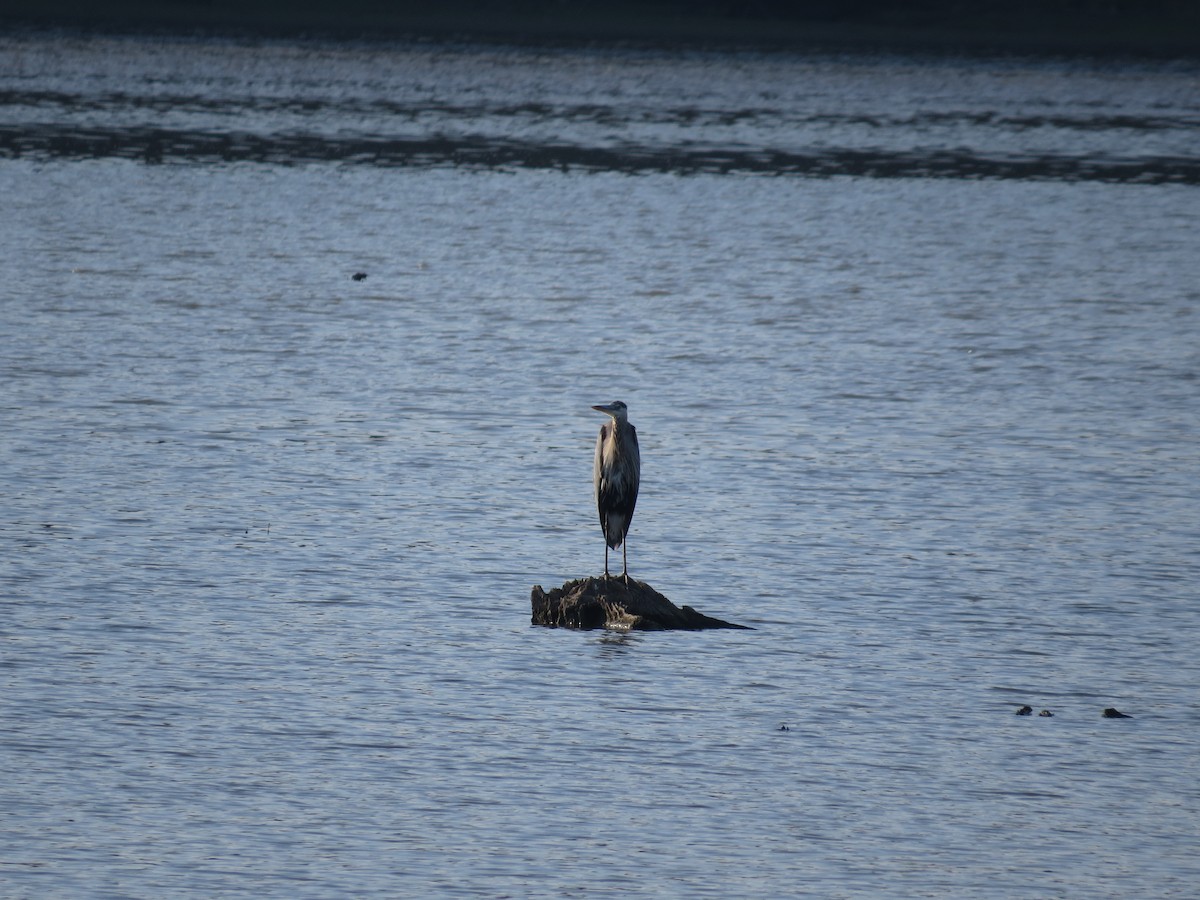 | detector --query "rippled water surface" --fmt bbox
[2,32,1199,897]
